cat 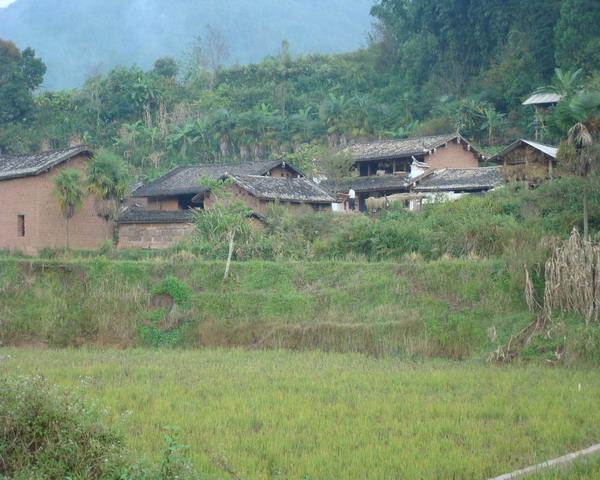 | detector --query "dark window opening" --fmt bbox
[17,215,25,237]
[178,195,200,210]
